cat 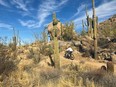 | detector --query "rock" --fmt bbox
[17,49,24,54]
[72,41,81,47]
